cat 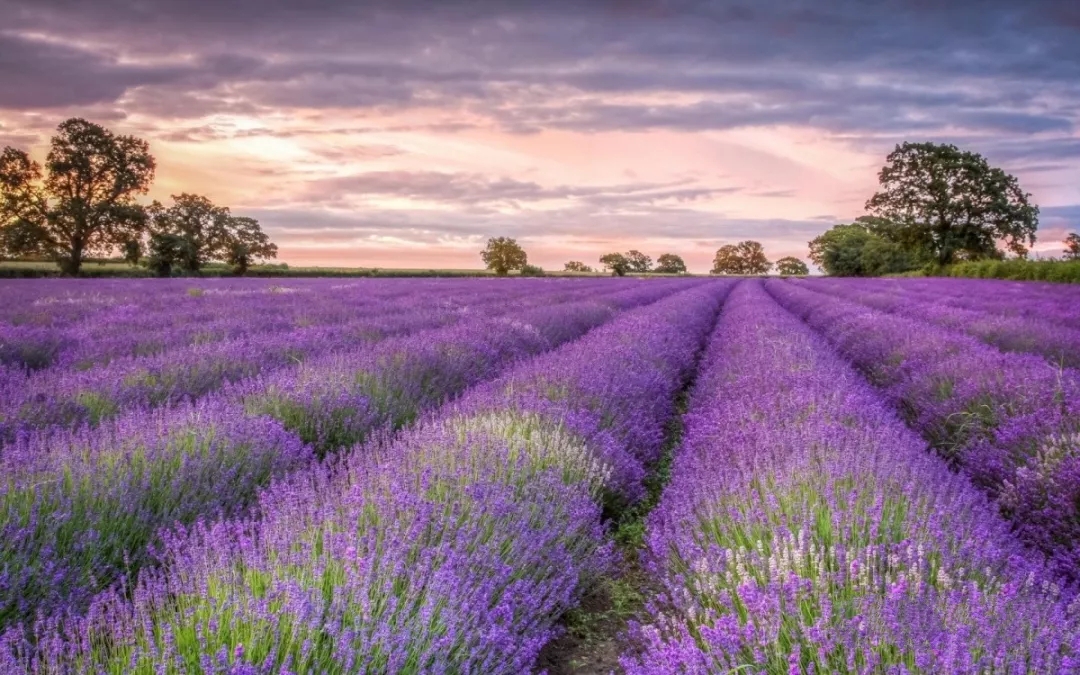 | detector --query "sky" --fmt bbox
[0,0,1078,272]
